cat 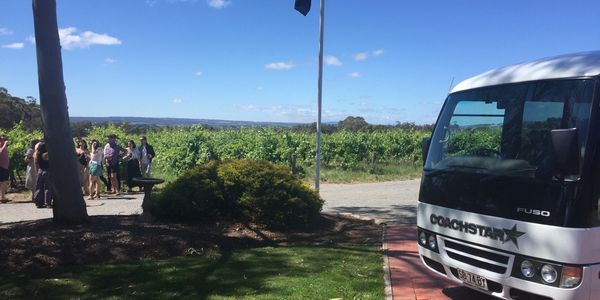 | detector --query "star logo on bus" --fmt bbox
[502,225,525,248]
